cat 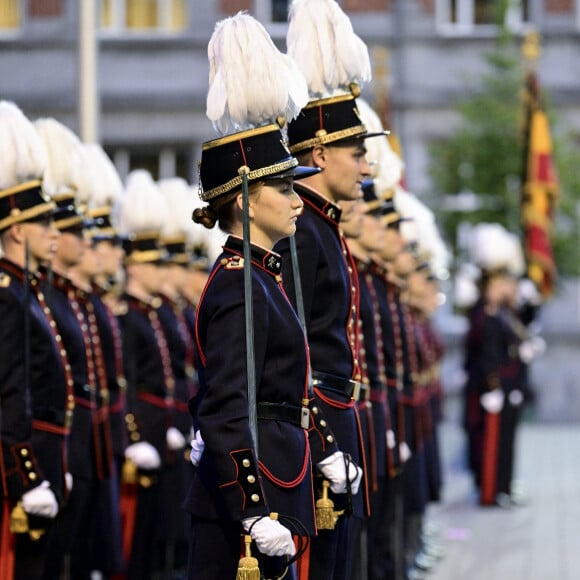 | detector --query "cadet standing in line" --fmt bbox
[275,1,391,576]
[116,169,171,580]
[36,118,115,580]
[185,13,322,580]
[0,101,69,580]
